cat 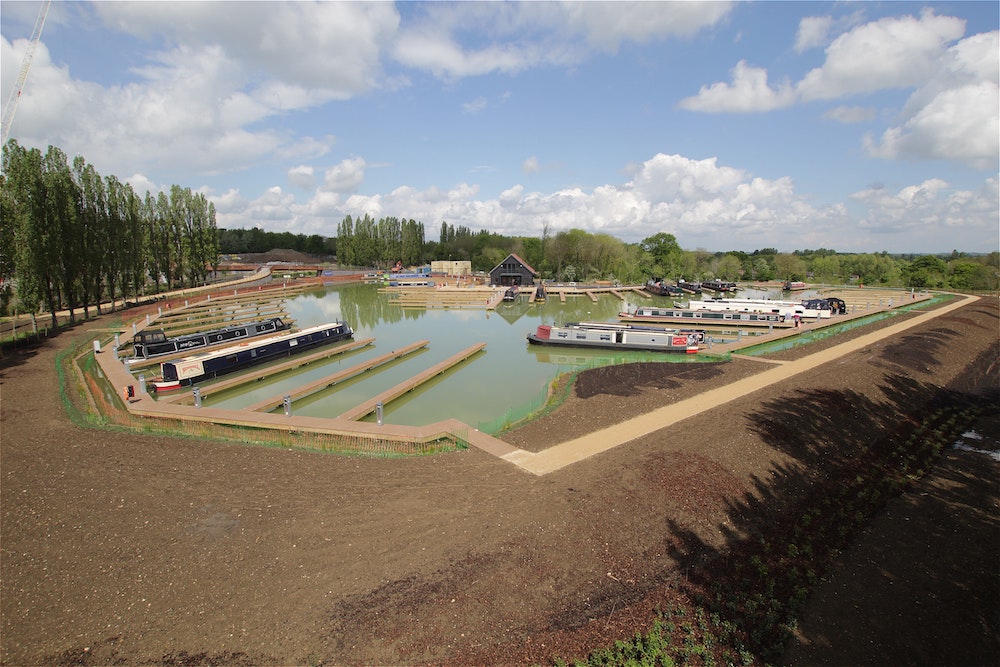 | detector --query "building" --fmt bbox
[430,260,472,277]
[489,253,537,287]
